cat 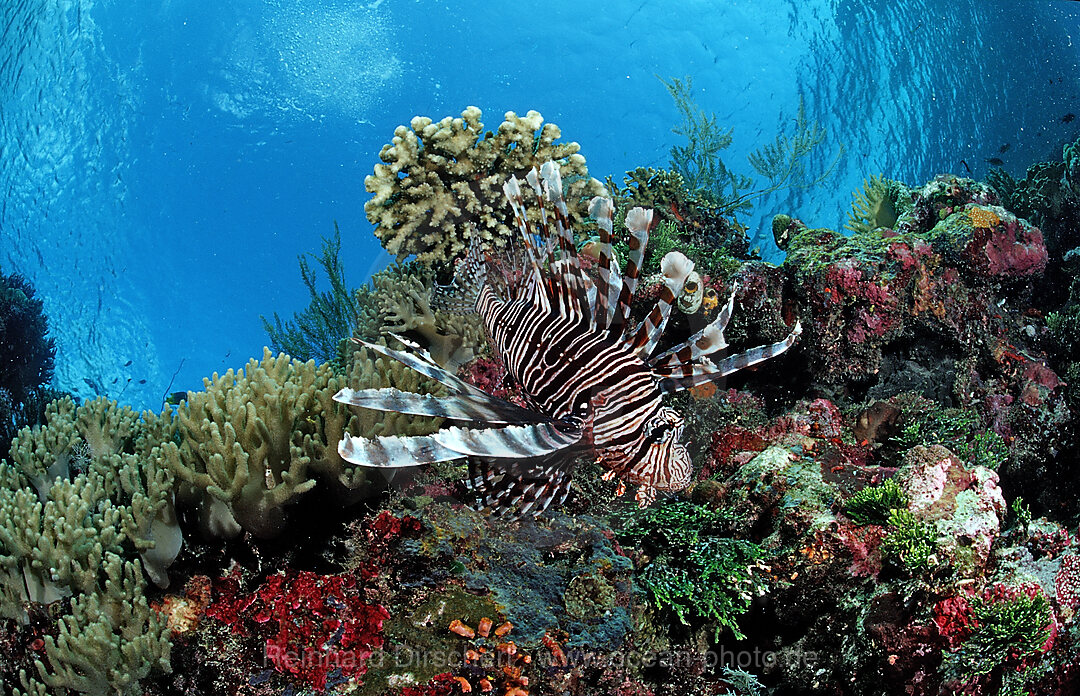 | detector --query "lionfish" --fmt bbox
[334,162,801,515]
